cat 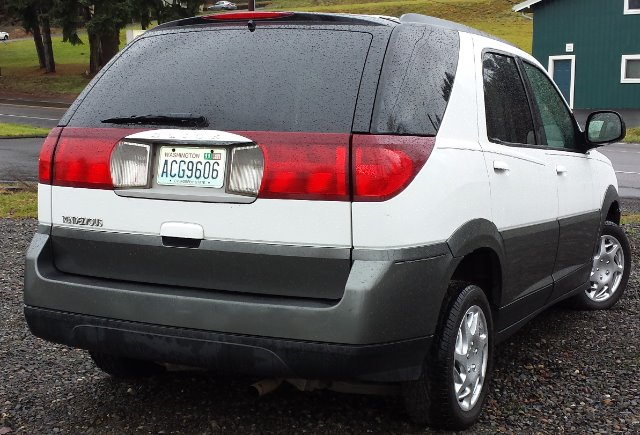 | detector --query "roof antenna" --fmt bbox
[248,20,256,32]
